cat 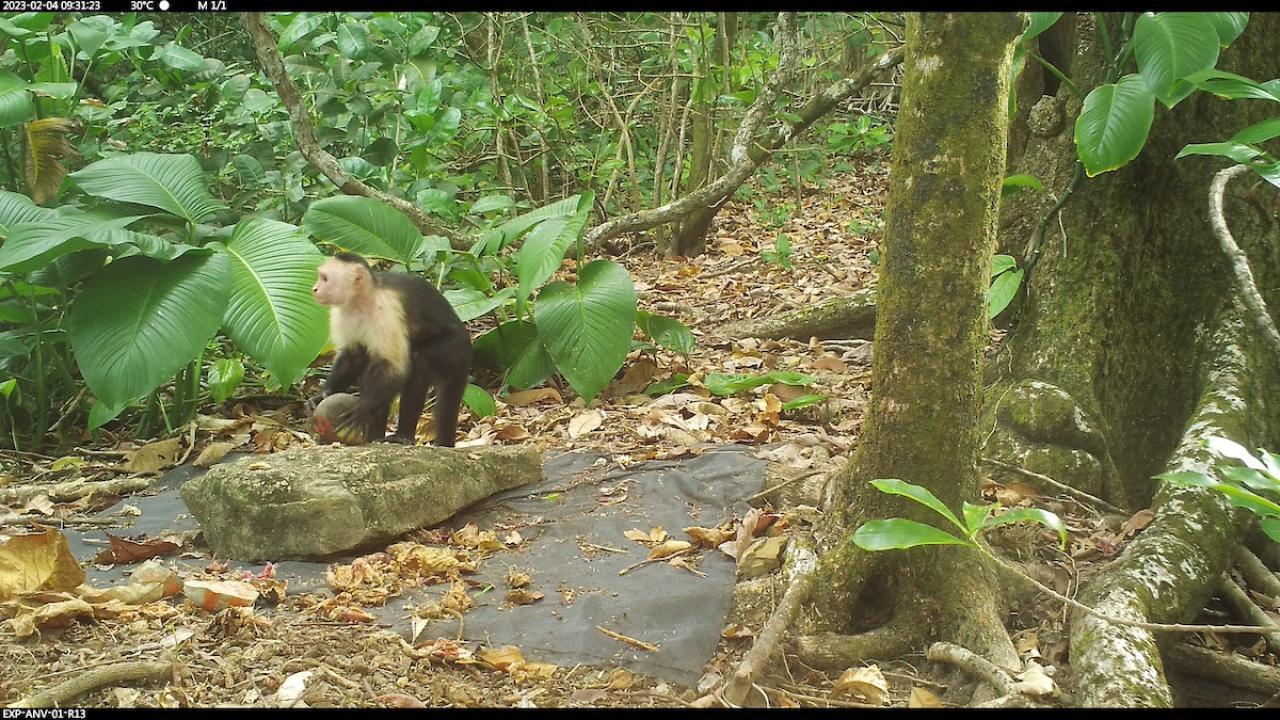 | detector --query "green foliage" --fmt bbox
[704,370,815,396]
[301,195,426,266]
[851,478,1068,552]
[207,358,245,404]
[1075,74,1155,177]
[534,259,637,402]
[1053,12,1278,185]
[463,383,496,419]
[68,252,229,426]
[762,233,793,270]
[1156,436,1280,543]
[988,254,1023,320]
[826,115,892,156]
[1000,173,1044,198]
[635,310,695,355]
[220,219,328,388]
